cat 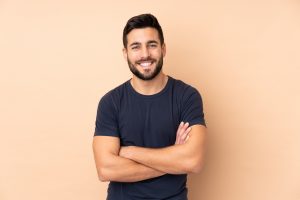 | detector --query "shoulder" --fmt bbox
[170,76,201,99]
[102,80,128,100]
[98,80,129,109]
